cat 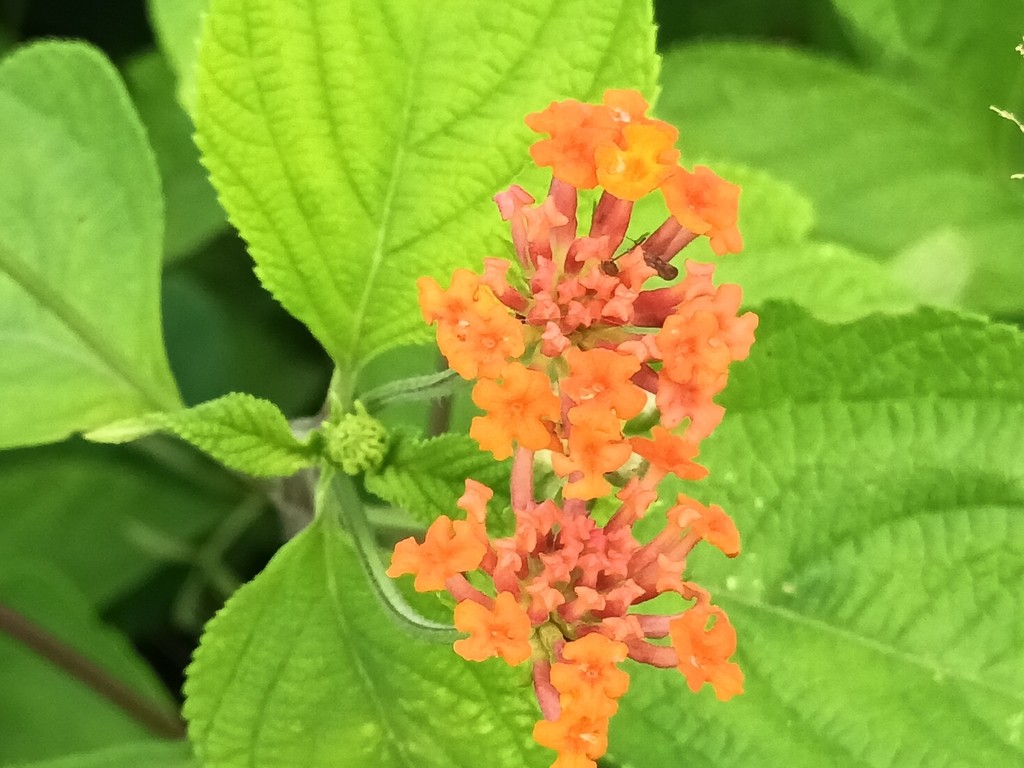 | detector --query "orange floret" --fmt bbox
[601,89,678,135]
[628,425,708,482]
[561,347,647,420]
[660,165,743,255]
[654,380,727,439]
[669,605,744,700]
[453,591,533,665]
[595,123,680,201]
[418,270,525,380]
[417,269,479,325]
[657,308,735,392]
[602,88,650,123]
[551,404,633,500]
[550,634,630,715]
[386,515,487,592]
[669,496,740,557]
[527,99,619,189]
[532,709,610,768]
[470,363,561,459]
